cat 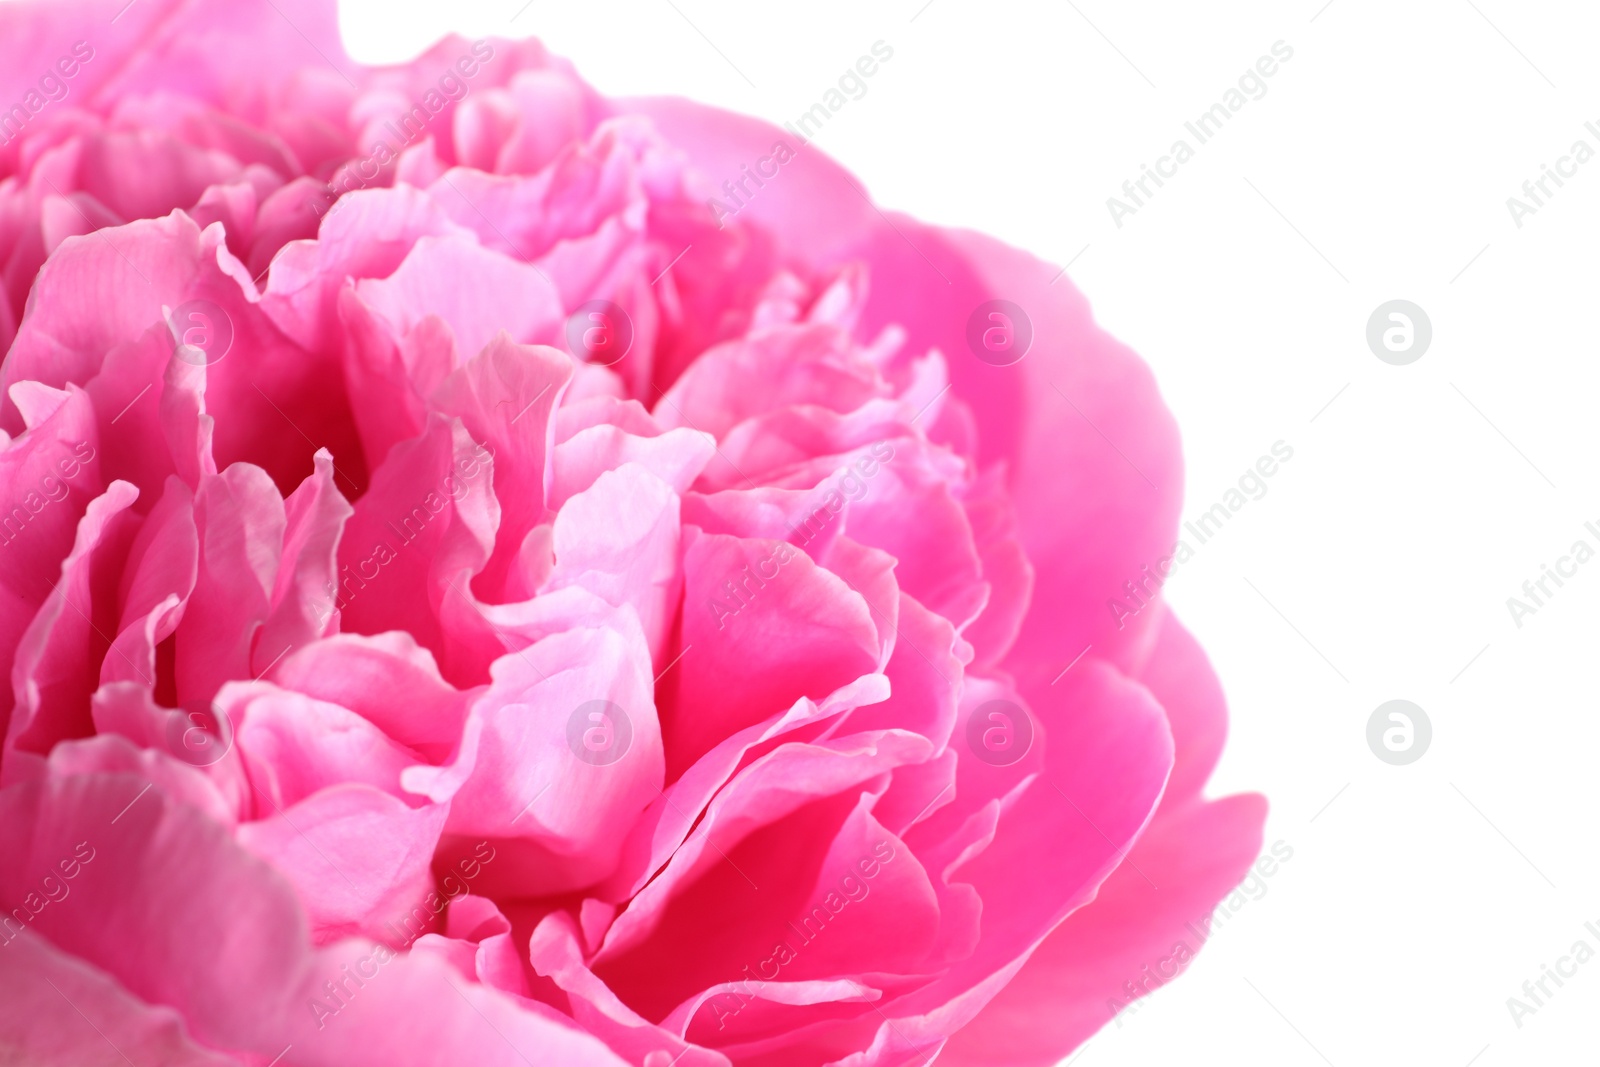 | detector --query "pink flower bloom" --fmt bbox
[0,2,1264,1064]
